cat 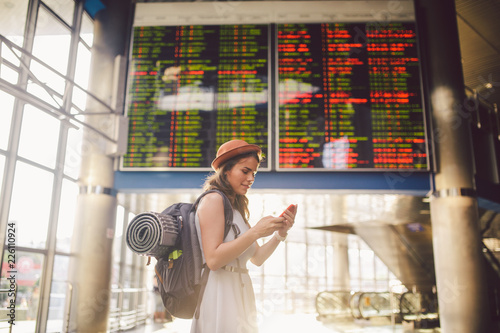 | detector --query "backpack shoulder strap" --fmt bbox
[193,189,234,239]
[193,189,234,319]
